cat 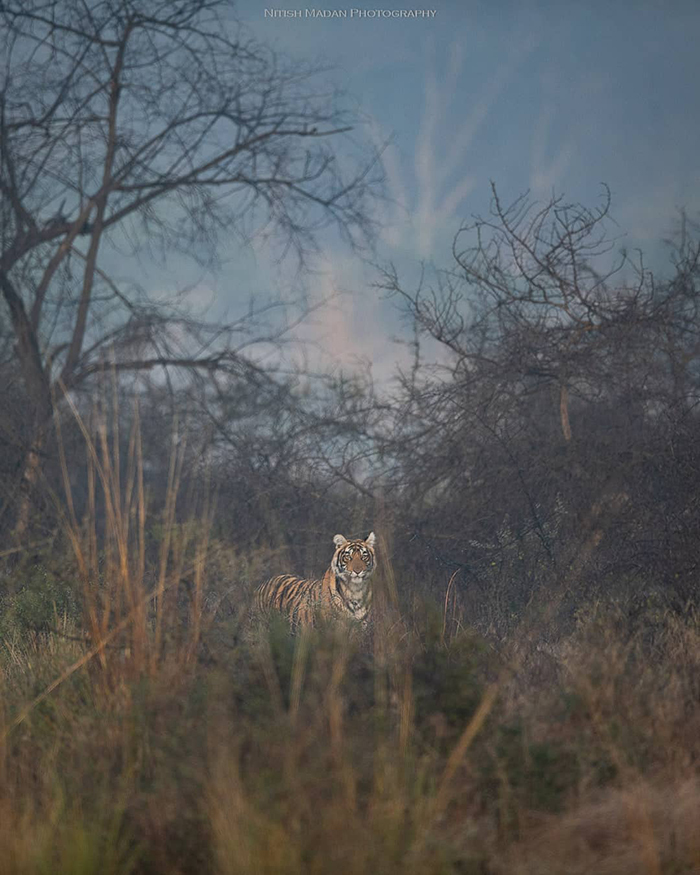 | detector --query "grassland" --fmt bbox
[1,413,699,874]
[2,541,699,874]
